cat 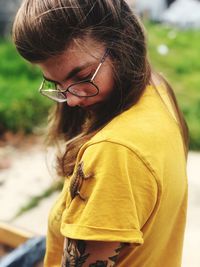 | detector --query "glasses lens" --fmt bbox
[41,89,67,102]
[42,79,57,90]
[40,80,67,102]
[68,81,98,97]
